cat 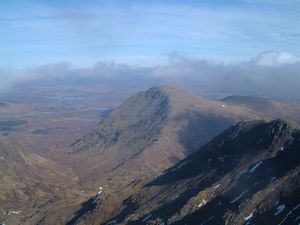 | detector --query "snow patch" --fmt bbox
[106,219,117,225]
[213,184,221,189]
[274,204,285,215]
[200,216,215,225]
[244,212,254,221]
[218,154,228,163]
[142,214,152,222]
[3,210,21,215]
[156,172,162,178]
[278,204,300,225]
[230,189,249,204]
[157,171,167,177]
[249,161,263,173]
[198,199,208,208]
